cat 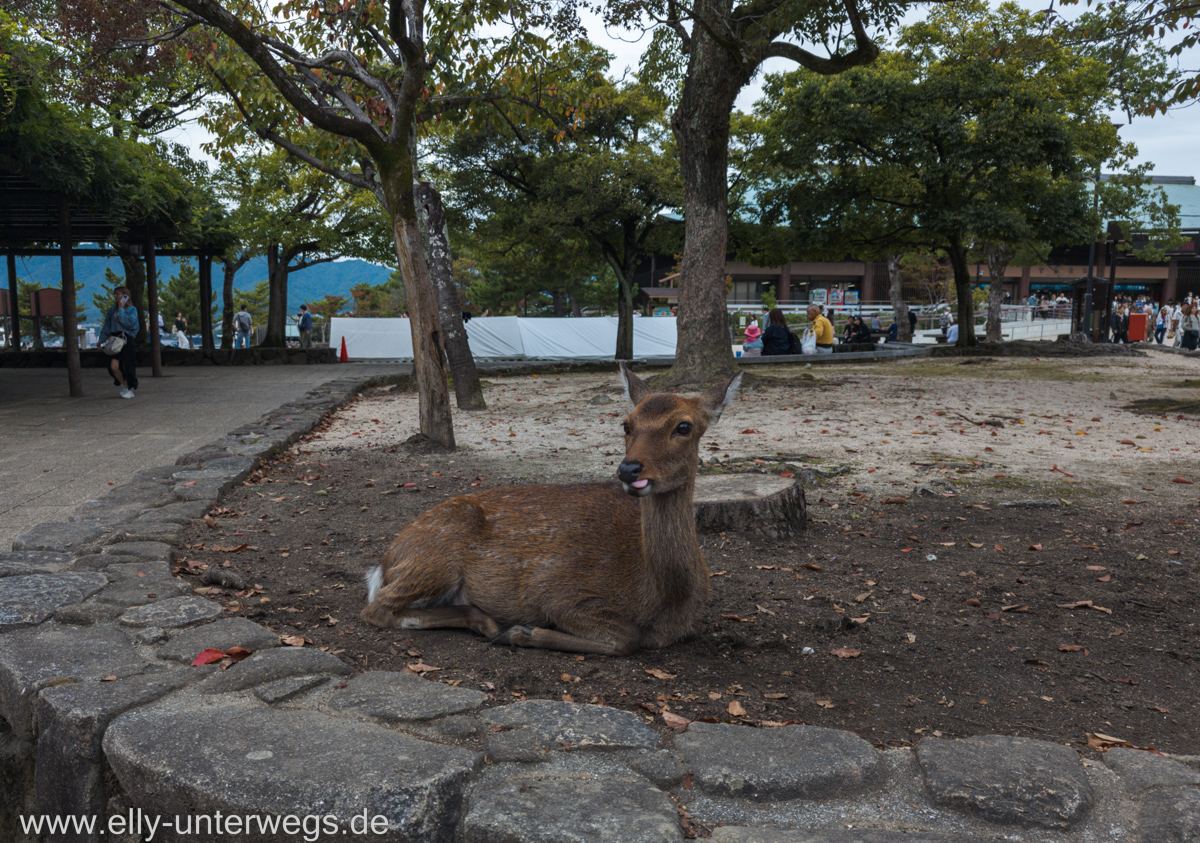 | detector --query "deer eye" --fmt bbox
[675,422,692,436]
[622,422,631,435]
